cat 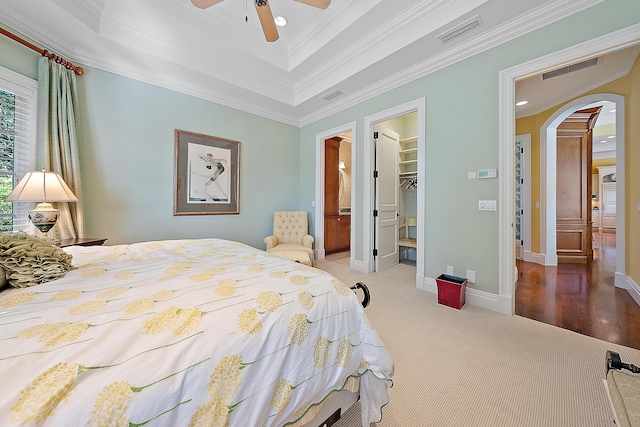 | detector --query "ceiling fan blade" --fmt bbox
[293,0,330,9]
[254,0,279,42]
[191,0,224,9]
